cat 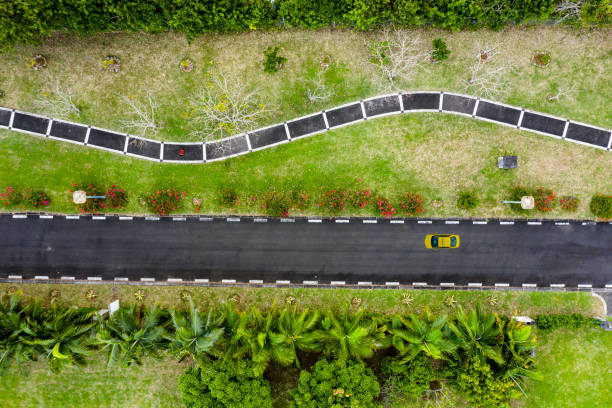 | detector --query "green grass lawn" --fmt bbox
[0,27,611,219]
